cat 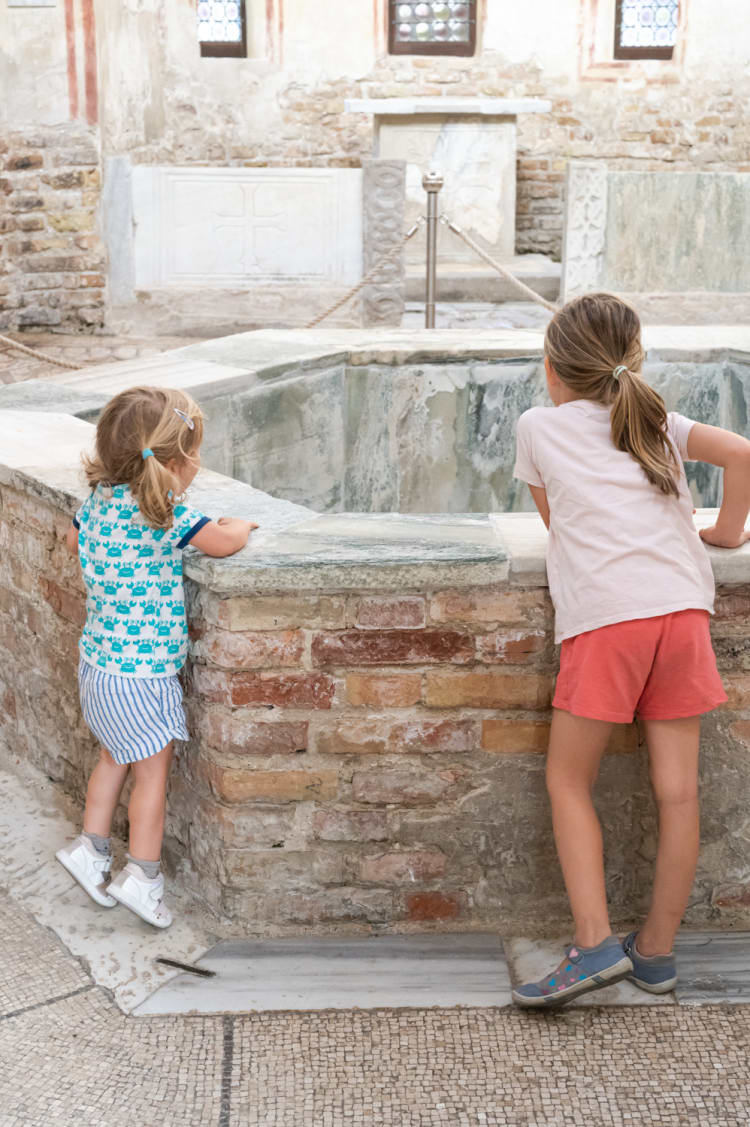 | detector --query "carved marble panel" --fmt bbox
[132,167,362,288]
[361,159,406,327]
[560,161,608,300]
